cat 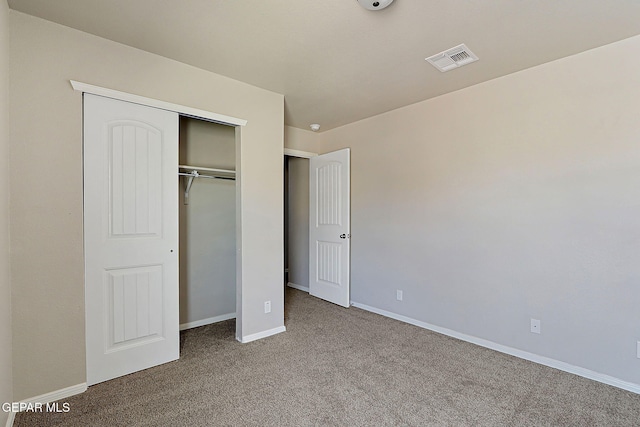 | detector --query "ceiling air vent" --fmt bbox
[426,44,479,72]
